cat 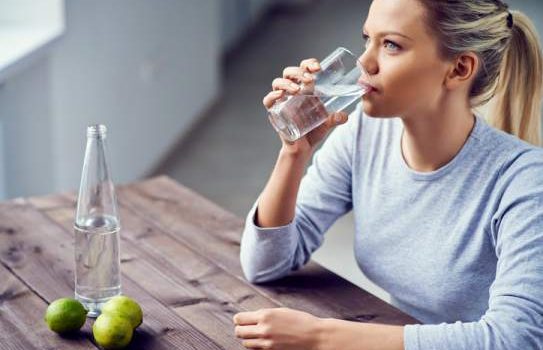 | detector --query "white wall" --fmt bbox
[0,0,63,26]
